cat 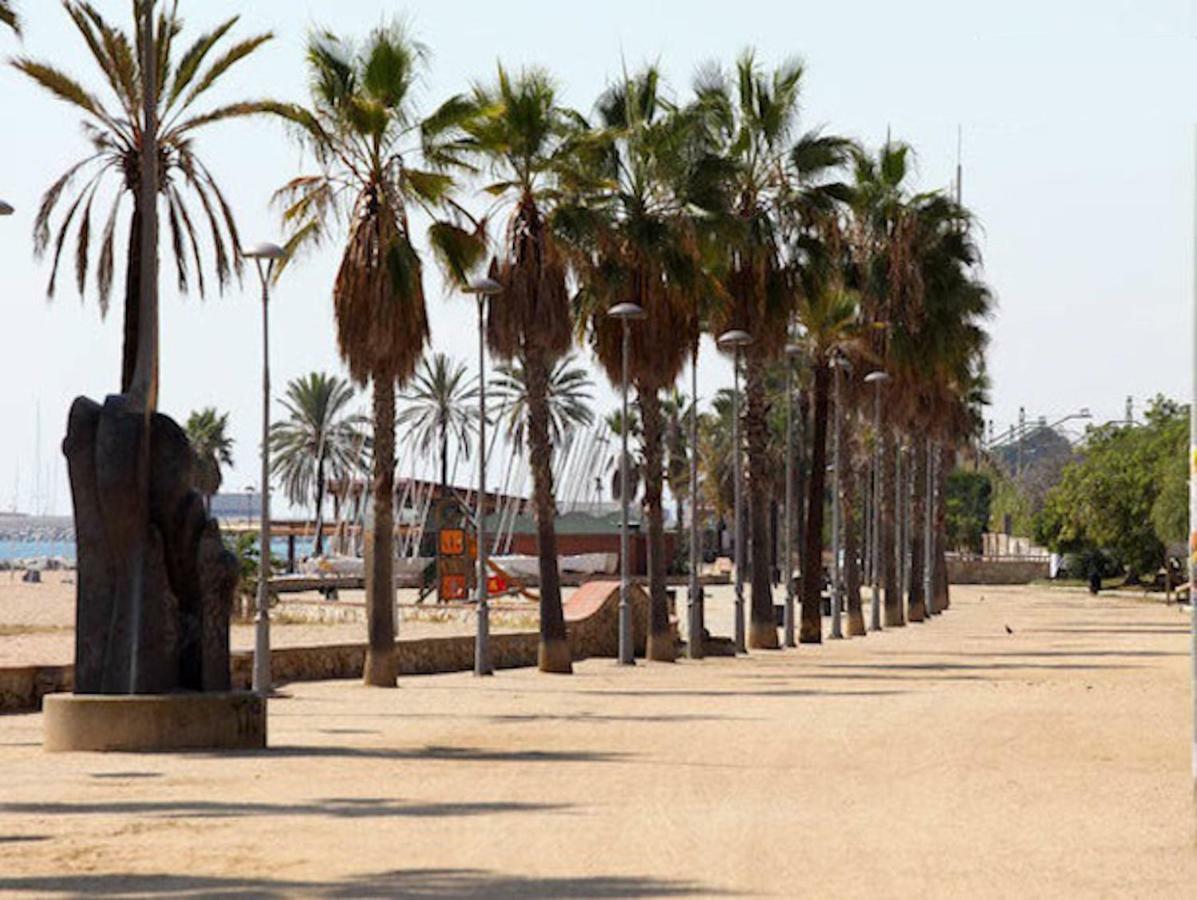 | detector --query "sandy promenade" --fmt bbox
[0,584,1195,897]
